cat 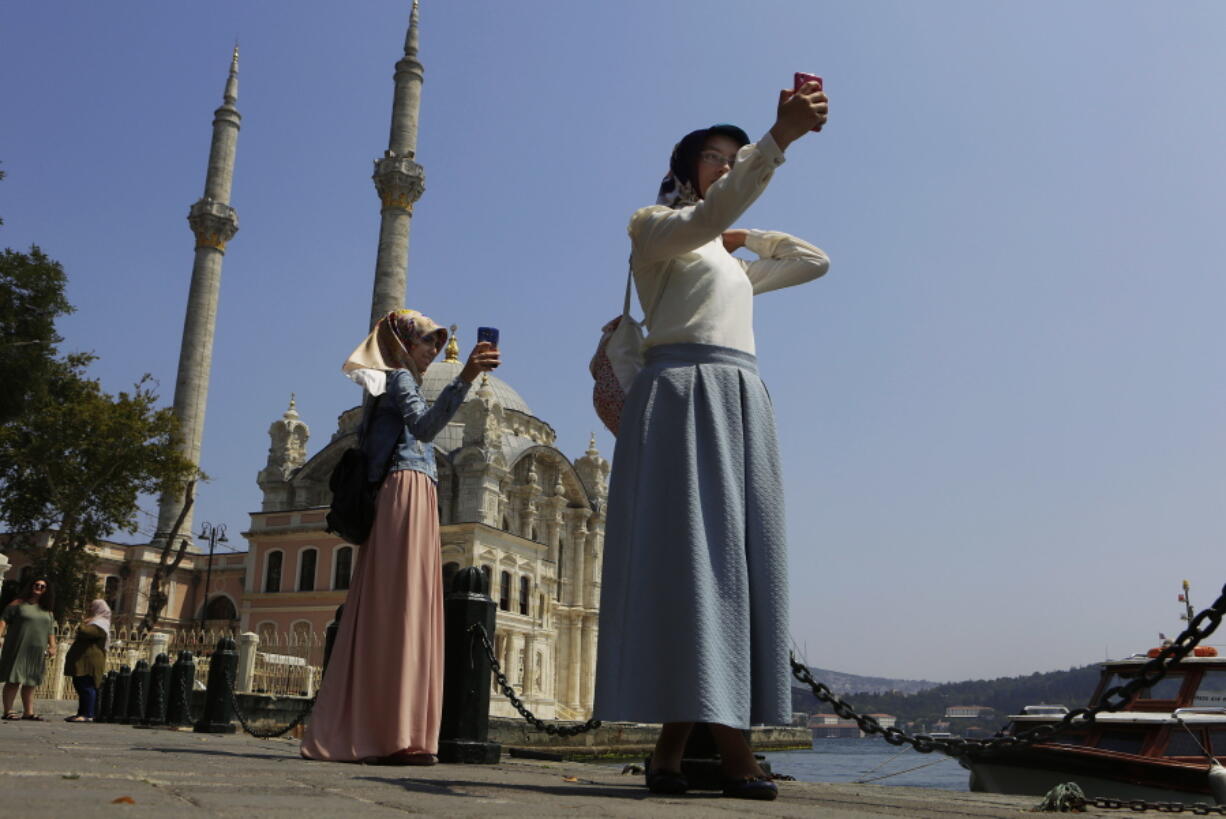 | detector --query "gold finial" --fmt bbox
[444,324,461,363]
[284,393,300,420]
[587,432,599,457]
